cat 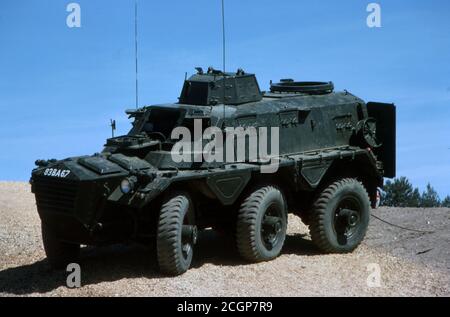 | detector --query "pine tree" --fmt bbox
[441,196,450,208]
[420,183,441,208]
[383,177,421,207]
[410,188,422,207]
